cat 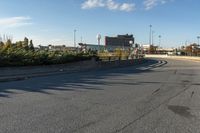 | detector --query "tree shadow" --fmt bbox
[0,59,168,98]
